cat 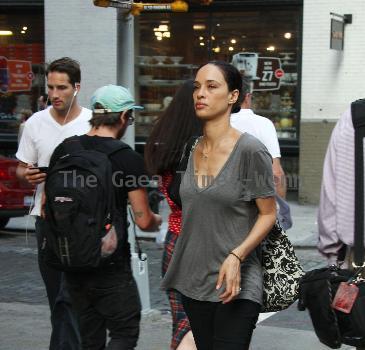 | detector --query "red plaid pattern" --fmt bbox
[162,231,191,349]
